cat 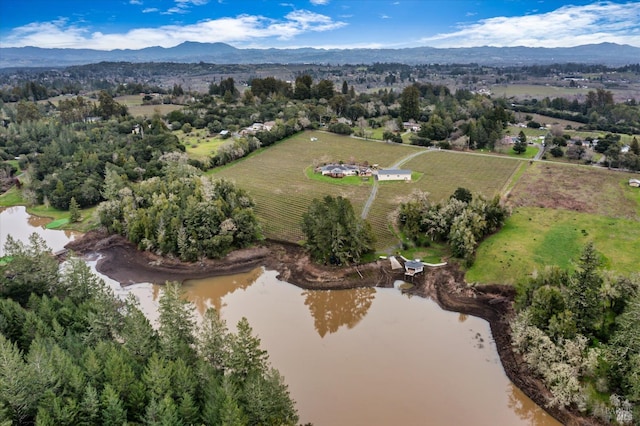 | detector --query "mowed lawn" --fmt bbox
[468,162,640,284]
[211,131,421,245]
